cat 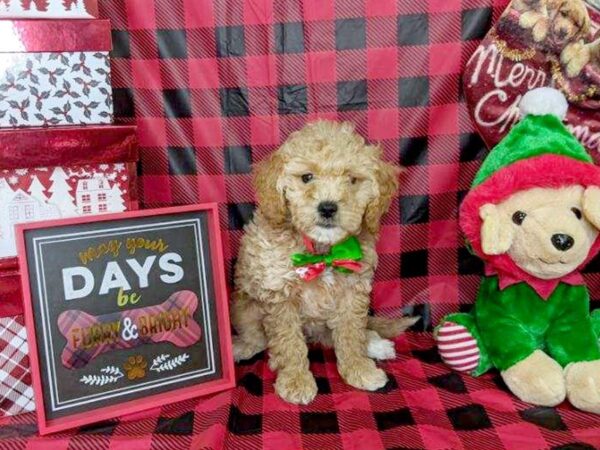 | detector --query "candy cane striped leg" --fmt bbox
[436,321,480,373]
